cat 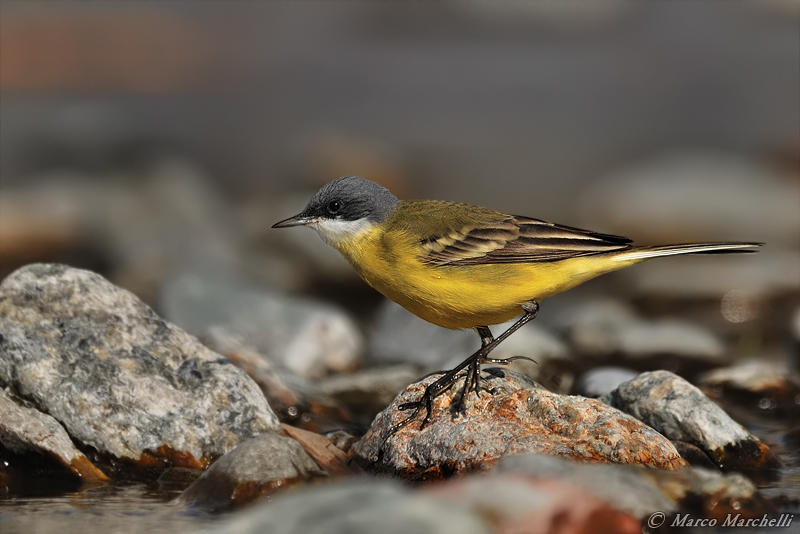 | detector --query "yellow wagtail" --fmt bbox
[273,175,761,434]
